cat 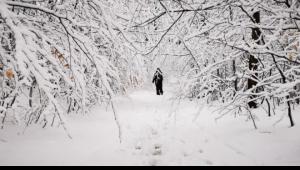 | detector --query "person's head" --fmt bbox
[157,68,162,73]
